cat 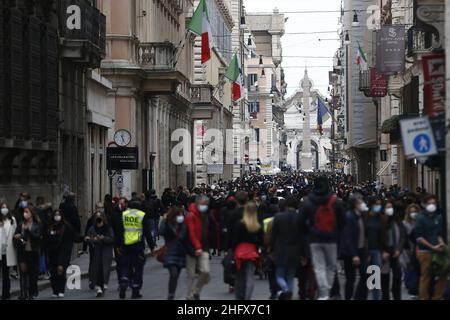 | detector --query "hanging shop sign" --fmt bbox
[107,147,139,170]
[376,25,406,74]
[370,68,387,97]
[422,53,446,118]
